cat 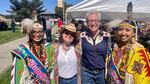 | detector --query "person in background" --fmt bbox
[145,21,150,32]
[11,19,16,32]
[144,33,150,52]
[50,18,54,27]
[77,20,87,32]
[57,18,63,29]
[142,21,150,52]
[53,23,81,84]
[11,19,55,84]
[40,16,46,31]
[71,19,76,24]
[46,17,52,42]
[106,20,150,84]
[80,10,110,84]
[71,19,78,27]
